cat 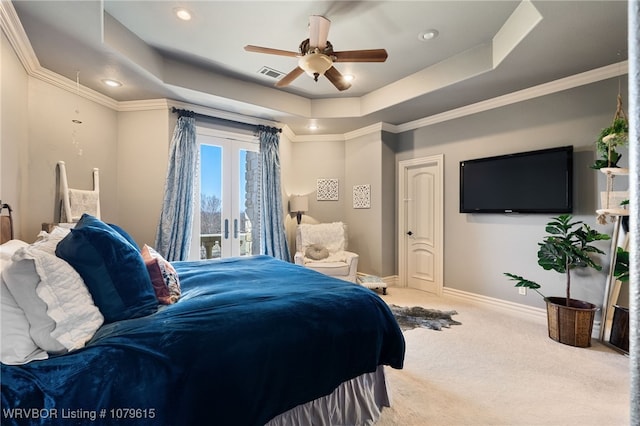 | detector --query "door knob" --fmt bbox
[406,231,413,236]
